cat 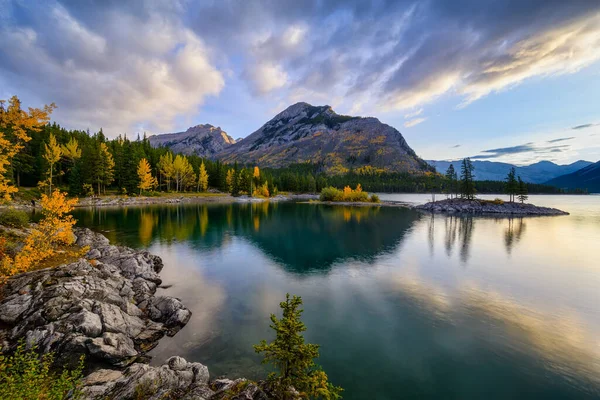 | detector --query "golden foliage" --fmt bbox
[198,162,209,192]
[226,169,235,193]
[43,134,62,194]
[1,190,79,282]
[252,181,270,198]
[137,158,157,193]
[61,137,82,161]
[253,166,260,179]
[0,96,55,200]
